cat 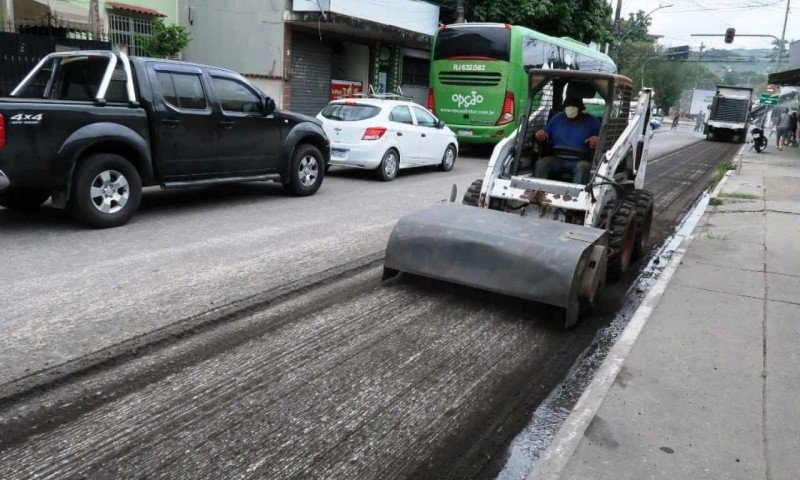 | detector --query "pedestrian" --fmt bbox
[768,107,782,138]
[694,109,704,132]
[789,111,798,146]
[671,110,680,130]
[776,109,791,150]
